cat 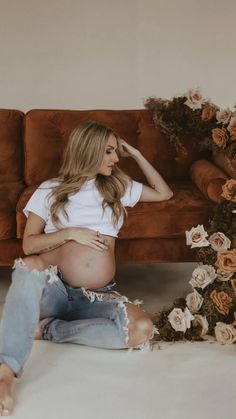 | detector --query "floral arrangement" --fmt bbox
[144,88,236,159]
[153,178,236,345]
